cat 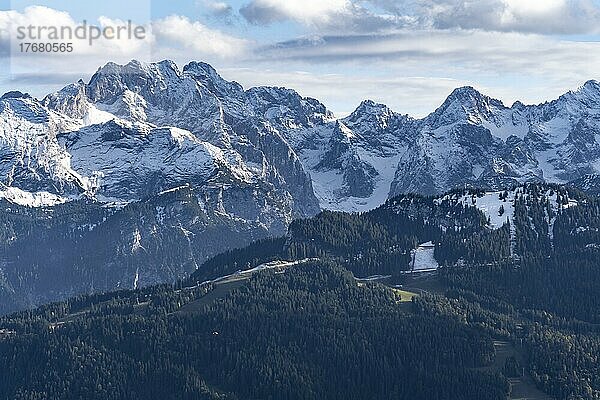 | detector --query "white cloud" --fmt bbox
[239,0,416,34]
[240,0,353,26]
[371,0,600,34]
[220,66,467,117]
[0,7,250,60]
[502,0,564,16]
[0,6,153,81]
[197,0,234,17]
[0,6,151,56]
[262,29,600,78]
[0,6,250,91]
[239,0,600,34]
[152,15,250,58]
[1,2,599,119]
[254,29,600,114]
